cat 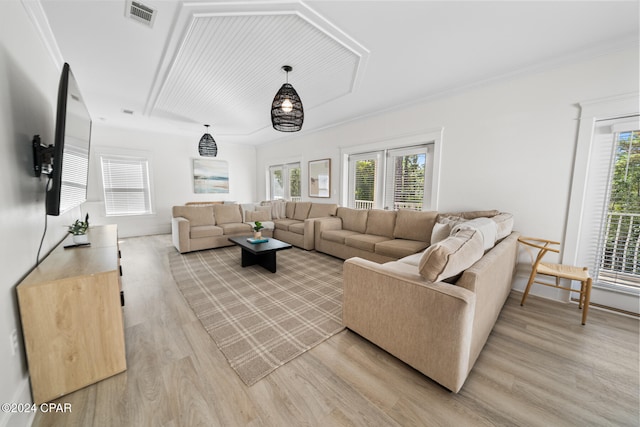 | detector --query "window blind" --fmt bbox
[101,155,152,216]
[385,145,429,211]
[348,152,380,209]
[578,116,640,294]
